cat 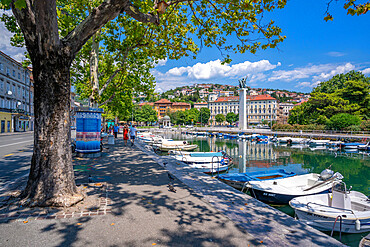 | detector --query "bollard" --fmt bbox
[108,134,115,145]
